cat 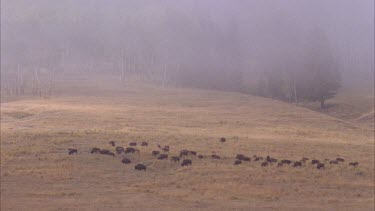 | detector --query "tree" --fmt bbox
[303,29,341,108]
